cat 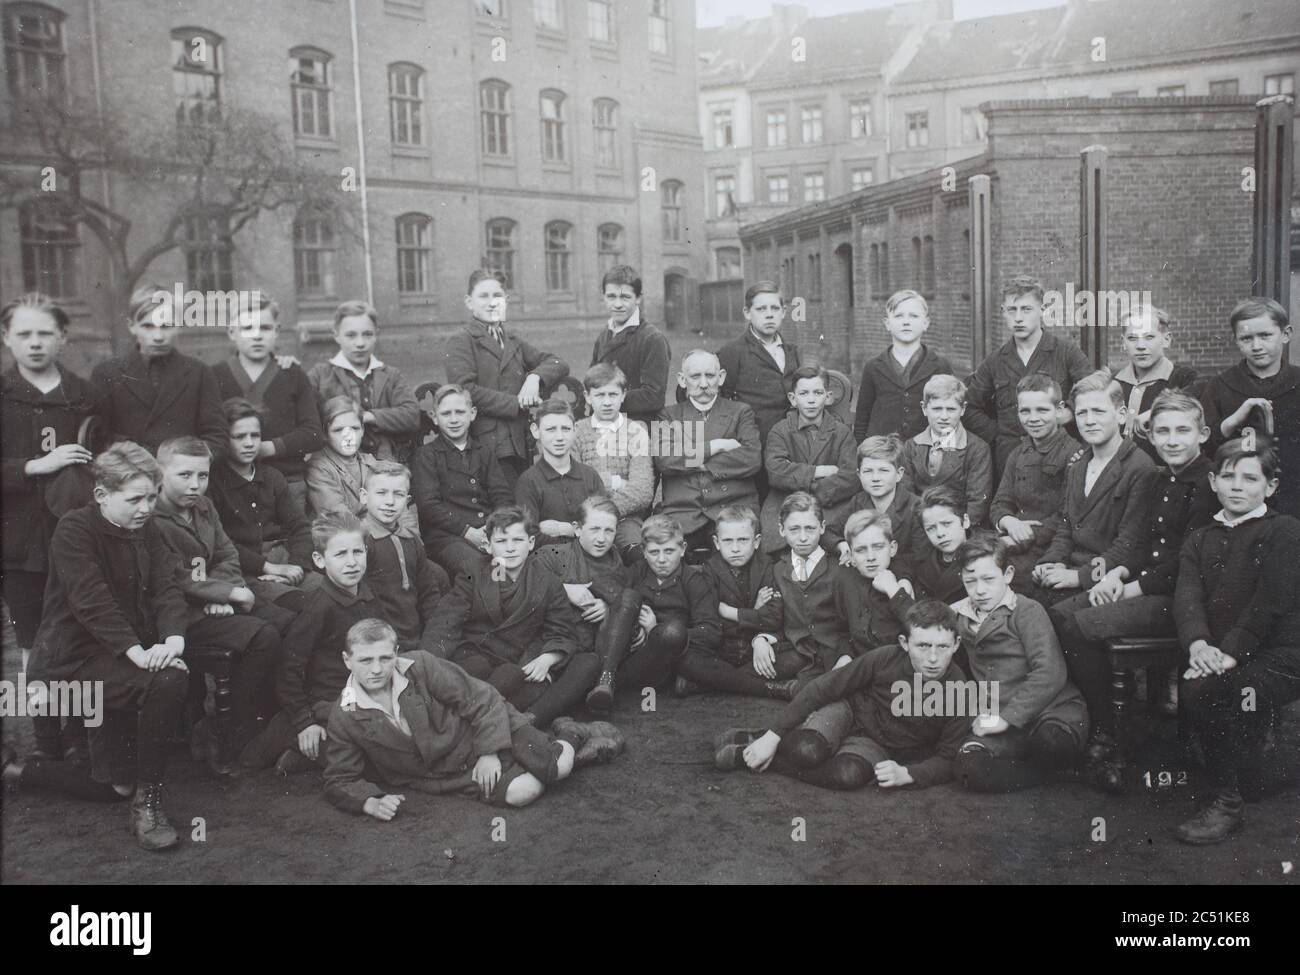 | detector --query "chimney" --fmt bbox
[770,3,809,36]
